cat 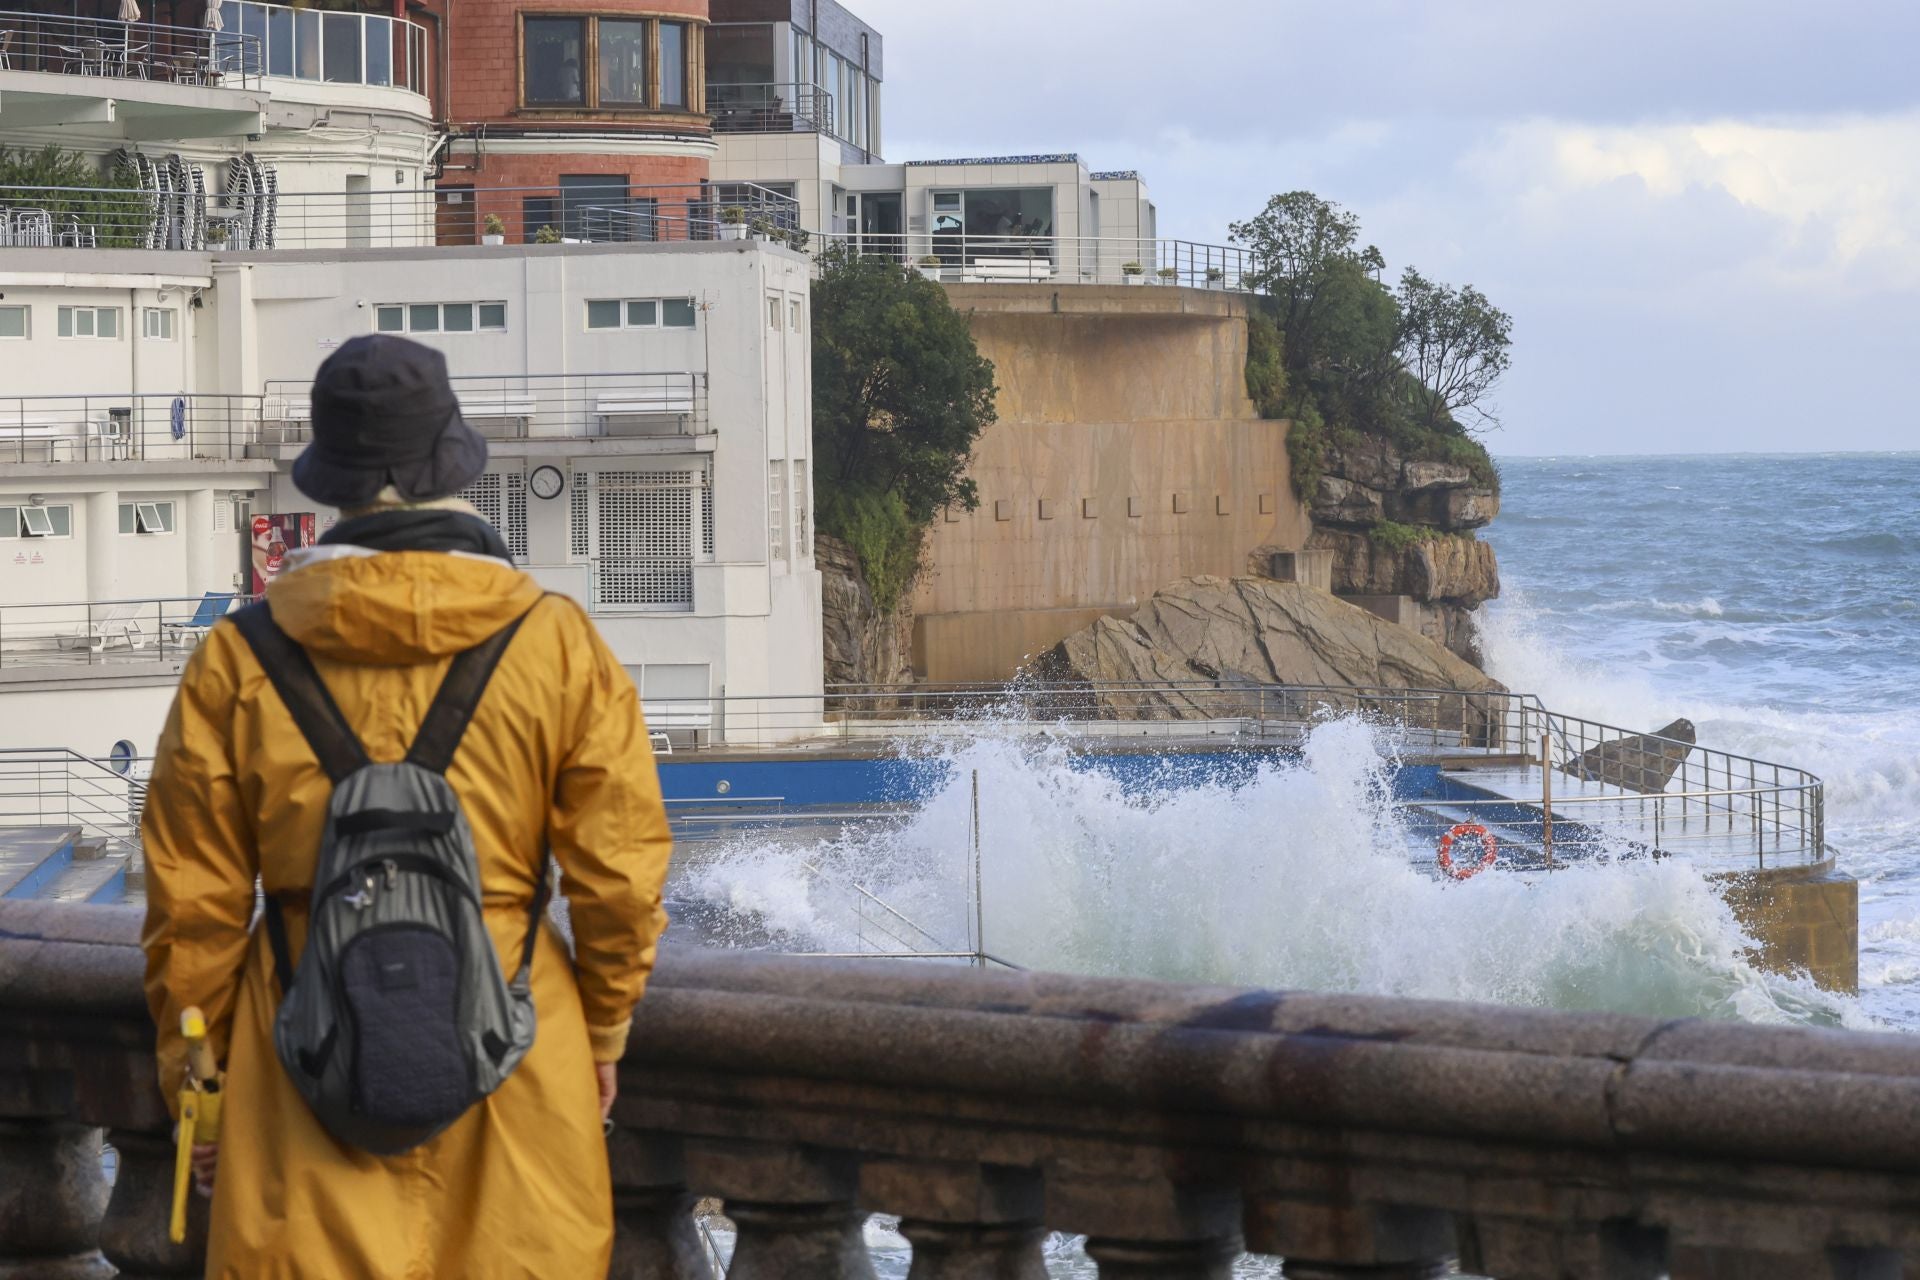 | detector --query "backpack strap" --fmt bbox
[231,602,372,995]
[229,602,371,784]
[404,597,546,776]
